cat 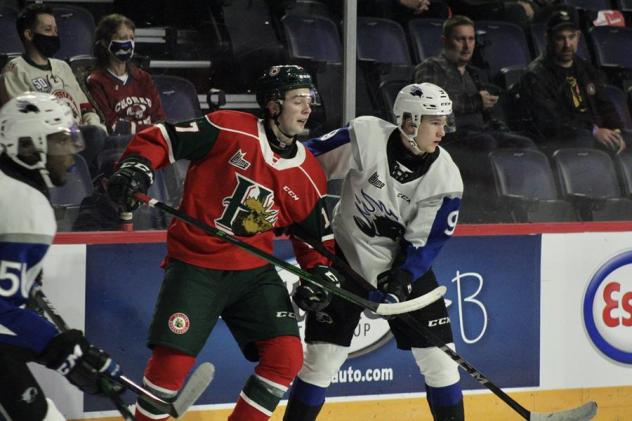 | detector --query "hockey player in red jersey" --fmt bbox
[107,65,342,421]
